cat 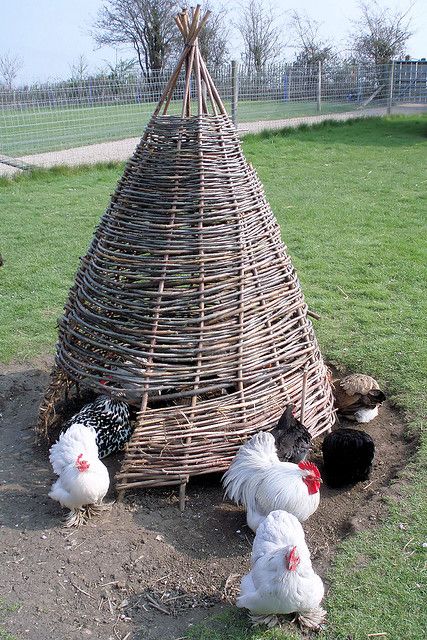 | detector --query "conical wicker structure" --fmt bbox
[37,6,335,496]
